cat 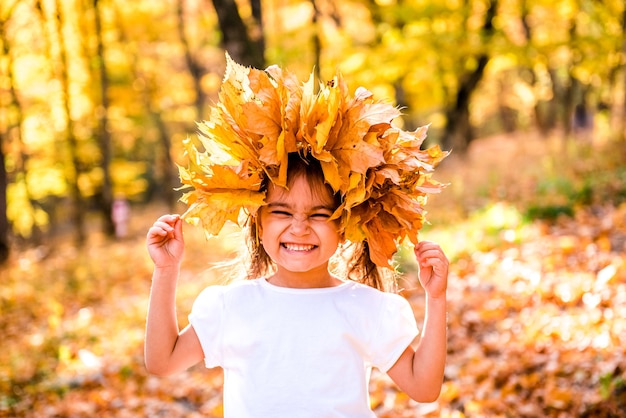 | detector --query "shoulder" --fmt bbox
[339,281,412,316]
[194,278,263,302]
[344,281,407,301]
